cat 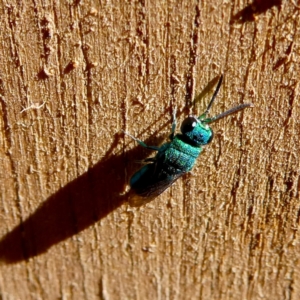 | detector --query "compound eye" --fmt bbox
[181,116,197,134]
